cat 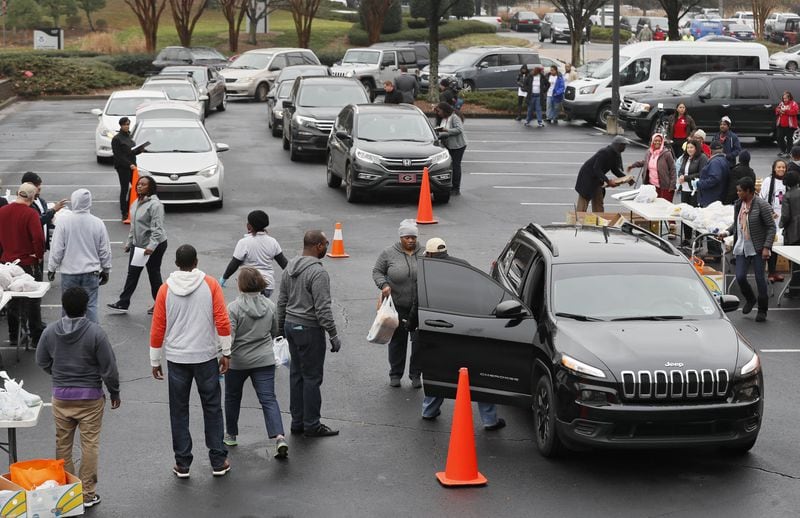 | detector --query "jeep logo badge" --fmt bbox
[403,159,412,167]
[664,362,685,368]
